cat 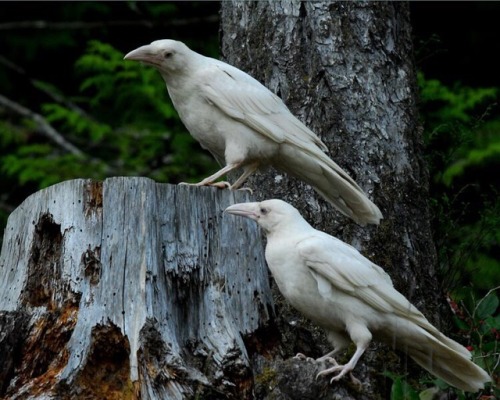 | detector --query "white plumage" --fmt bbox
[124,39,383,225]
[225,199,491,392]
